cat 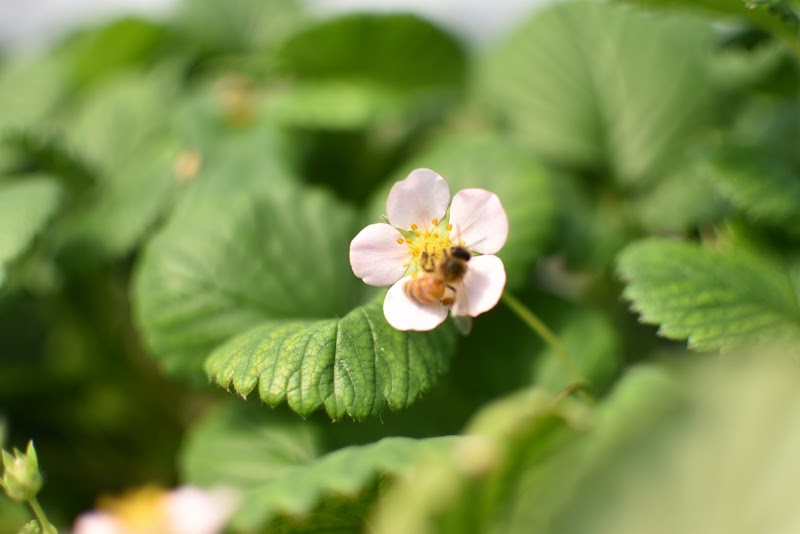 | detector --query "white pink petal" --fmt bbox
[72,513,124,534]
[349,223,409,286]
[386,169,450,231]
[448,189,508,255]
[451,255,506,318]
[383,277,449,331]
[164,486,240,534]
